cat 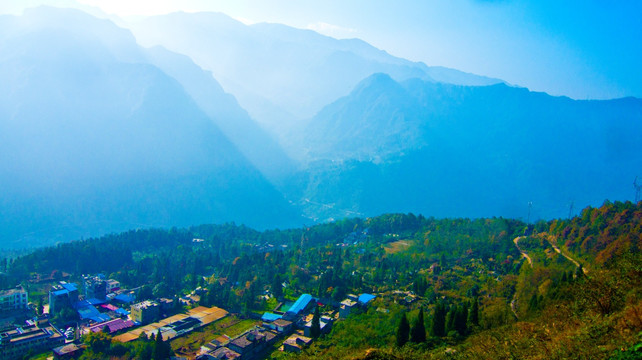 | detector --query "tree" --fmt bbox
[431,302,446,337]
[396,312,410,347]
[454,304,468,336]
[310,305,321,338]
[272,274,283,300]
[410,308,426,343]
[468,297,479,328]
[152,329,171,360]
